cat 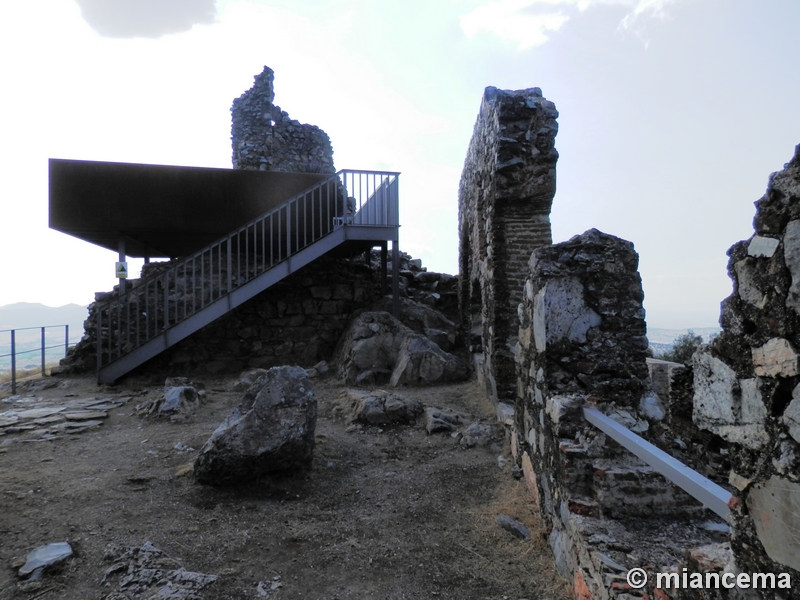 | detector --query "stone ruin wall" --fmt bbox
[63,251,458,379]
[458,86,558,406]
[512,229,733,600]
[231,66,335,174]
[690,145,800,590]
[456,84,800,598]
